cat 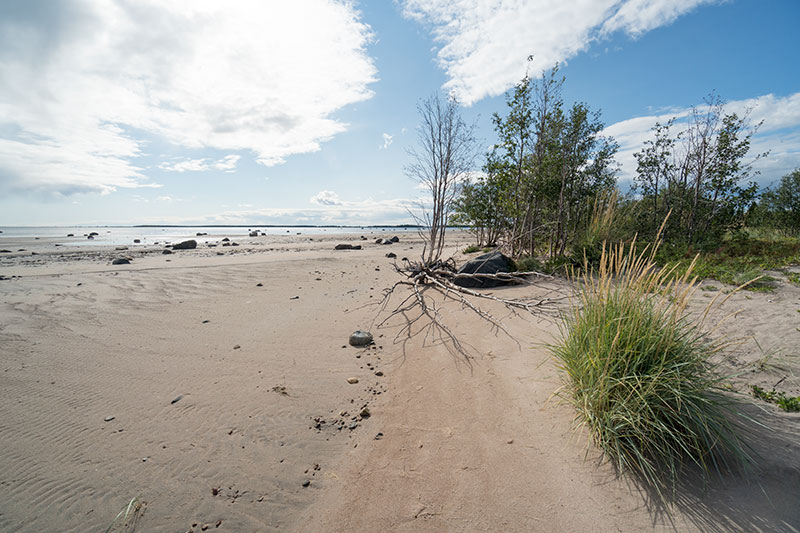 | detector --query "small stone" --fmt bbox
[302,480,311,487]
[507,439,514,444]
[349,330,373,346]
[233,345,241,350]
[359,407,371,418]
[202,319,210,323]
[104,416,115,422]
[171,394,183,405]
[162,249,173,255]
[112,258,130,265]
[346,377,359,384]
[375,371,384,377]
[256,283,263,287]
[386,252,396,258]
[133,239,141,243]
[375,432,384,440]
